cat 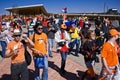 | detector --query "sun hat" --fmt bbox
[109,29,120,36]
[13,29,21,36]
